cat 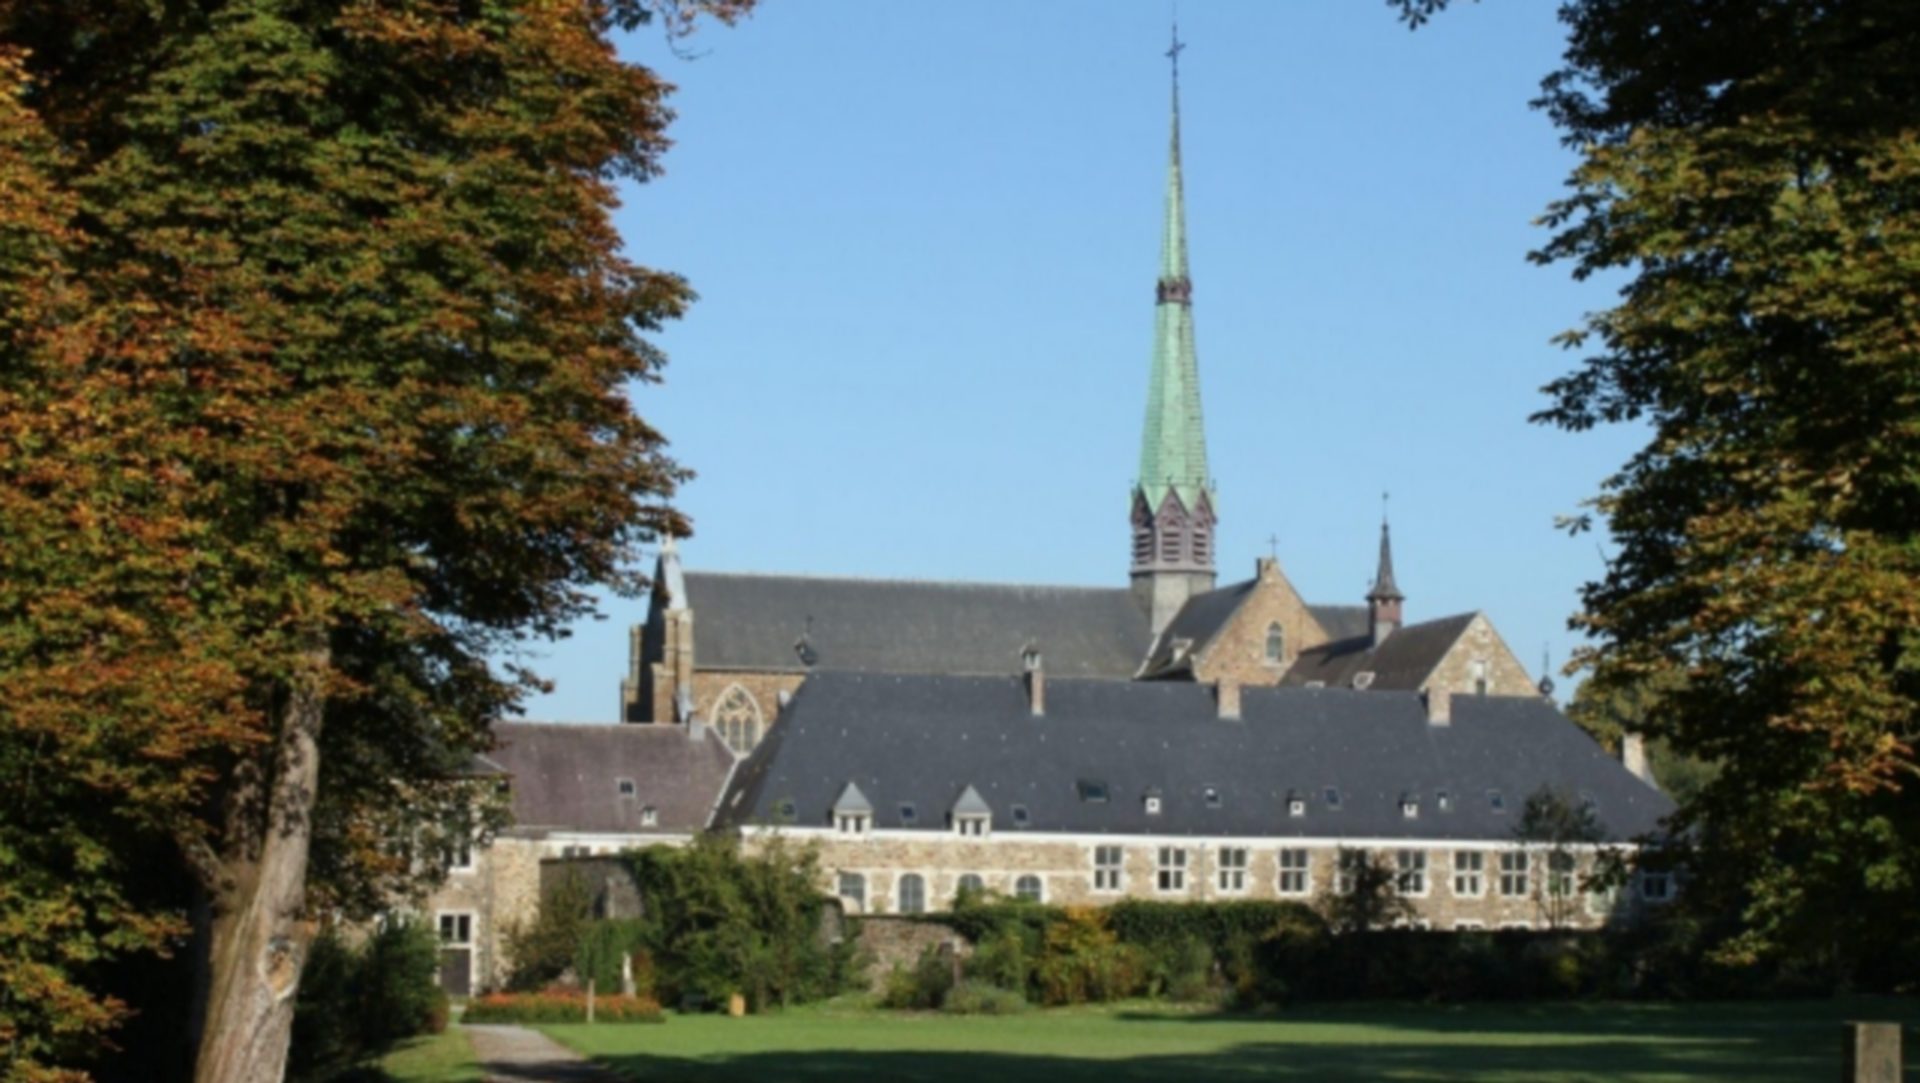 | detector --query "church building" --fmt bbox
[421,45,1671,994]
